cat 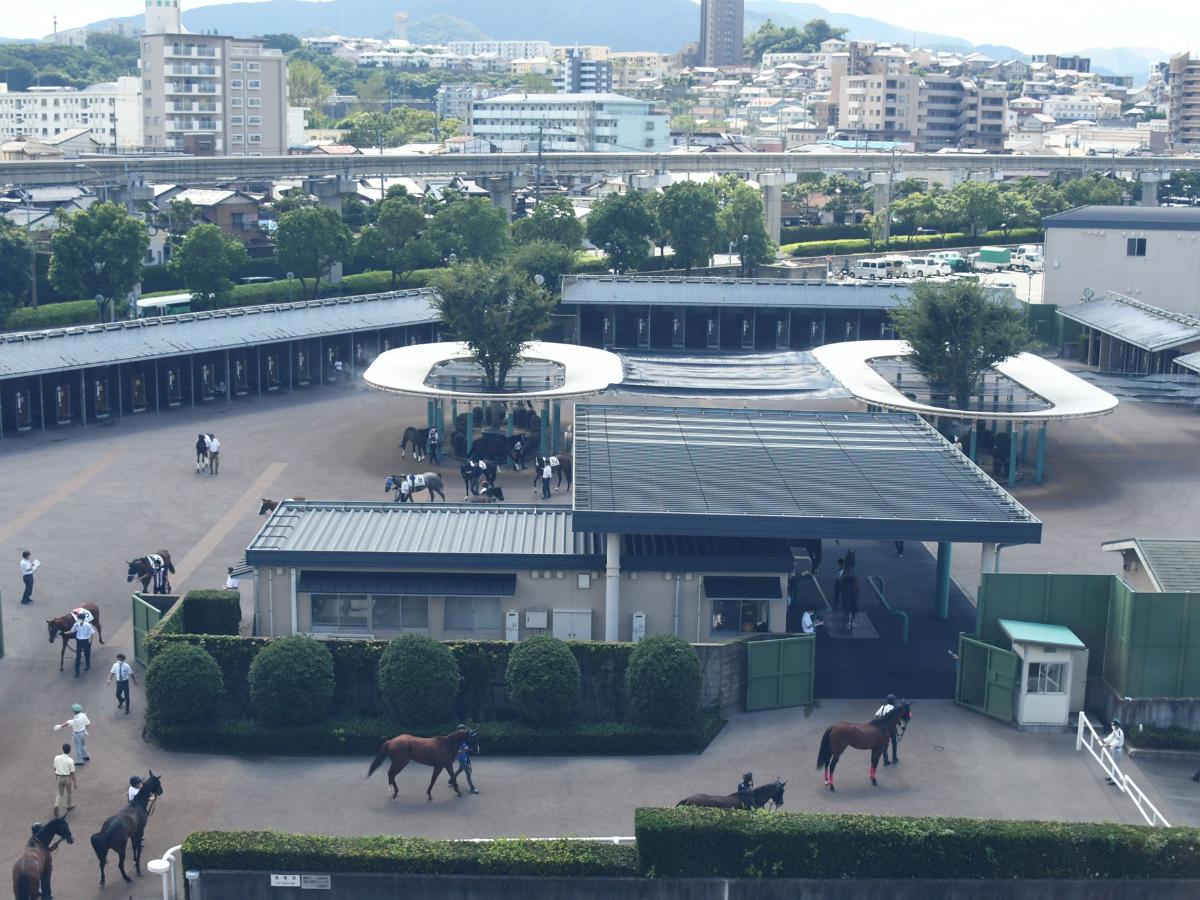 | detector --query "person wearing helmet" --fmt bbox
[1101,718,1124,786]
[447,724,478,795]
[128,776,143,803]
[875,694,899,766]
[737,771,754,807]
